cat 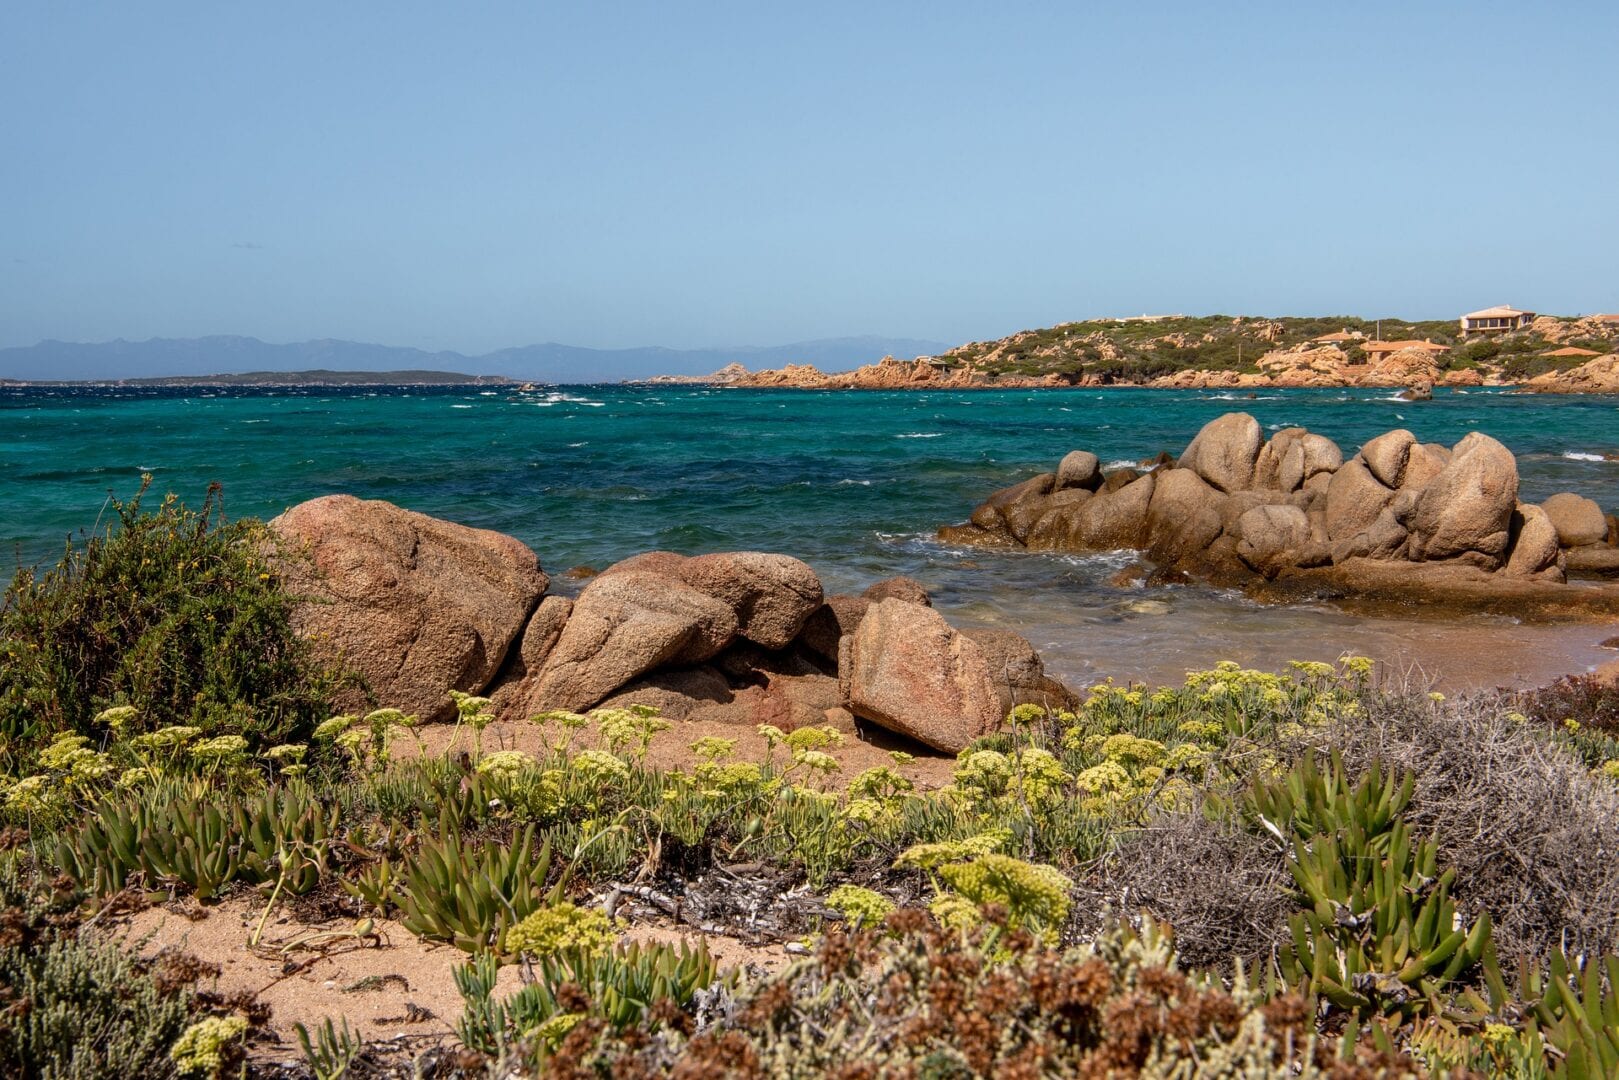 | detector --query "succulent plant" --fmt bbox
[397,816,556,953]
